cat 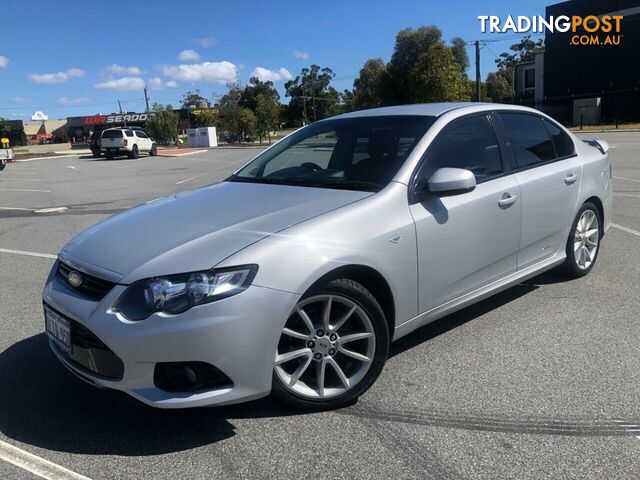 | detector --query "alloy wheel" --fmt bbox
[274,294,376,400]
[574,209,599,270]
